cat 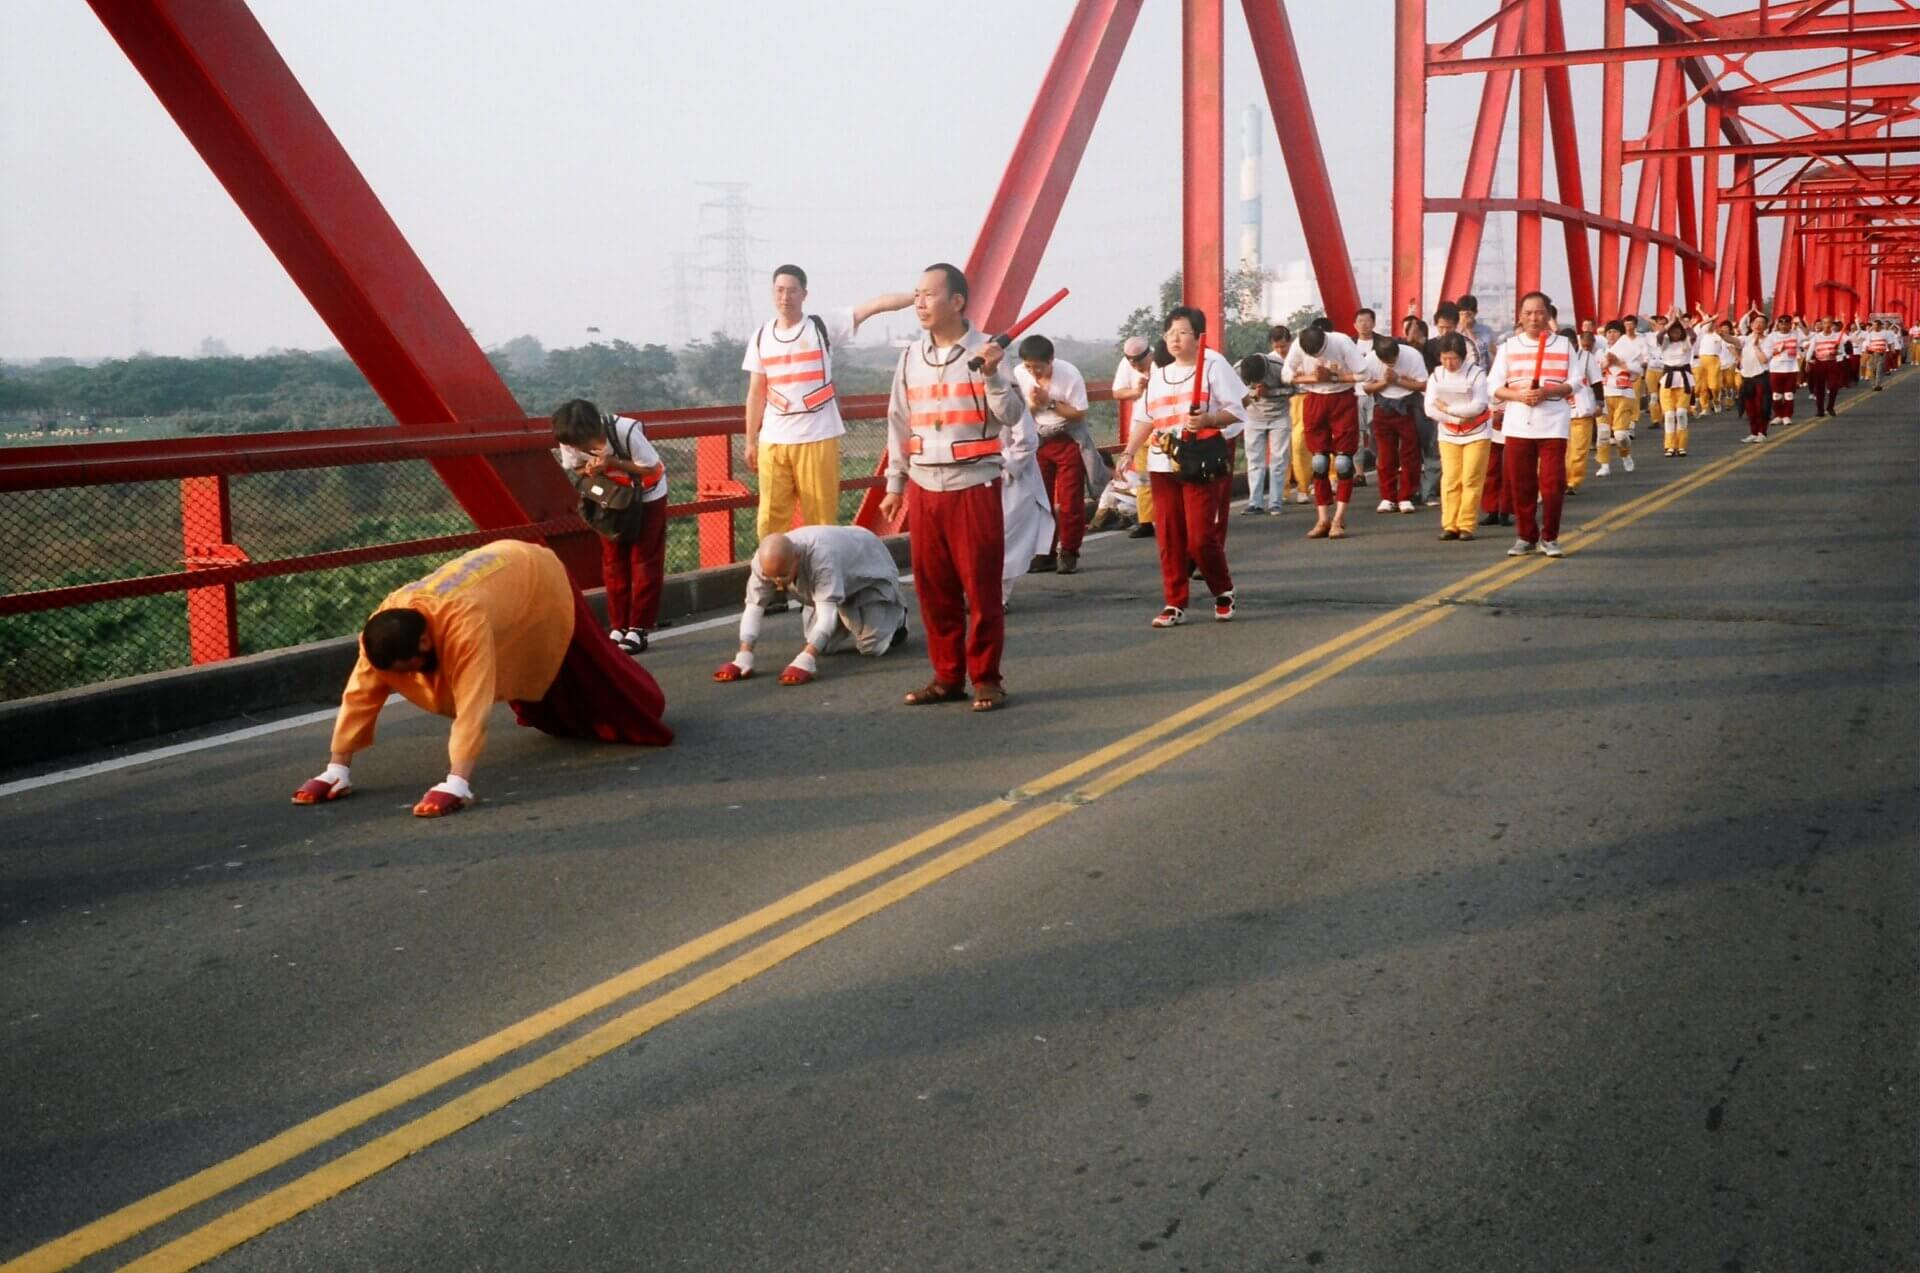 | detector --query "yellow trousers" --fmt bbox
[1439,439,1491,534]
[1289,395,1312,491]
[1643,367,1665,424]
[1598,396,1637,462]
[1659,385,1692,416]
[755,437,842,541]
[1566,417,1596,489]
[1695,355,1721,411]
[1132,445,1154,525]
